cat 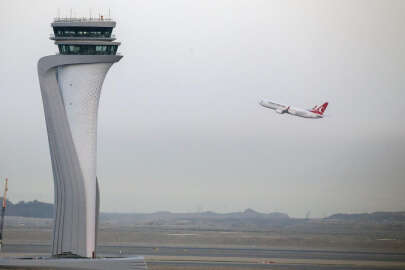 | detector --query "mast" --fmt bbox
[0,178,8,251]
